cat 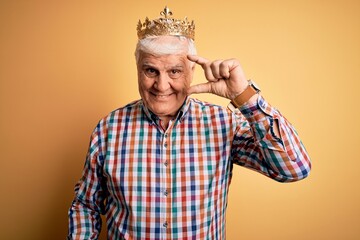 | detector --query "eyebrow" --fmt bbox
[141,63,156,68]
[141,63,184,69]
